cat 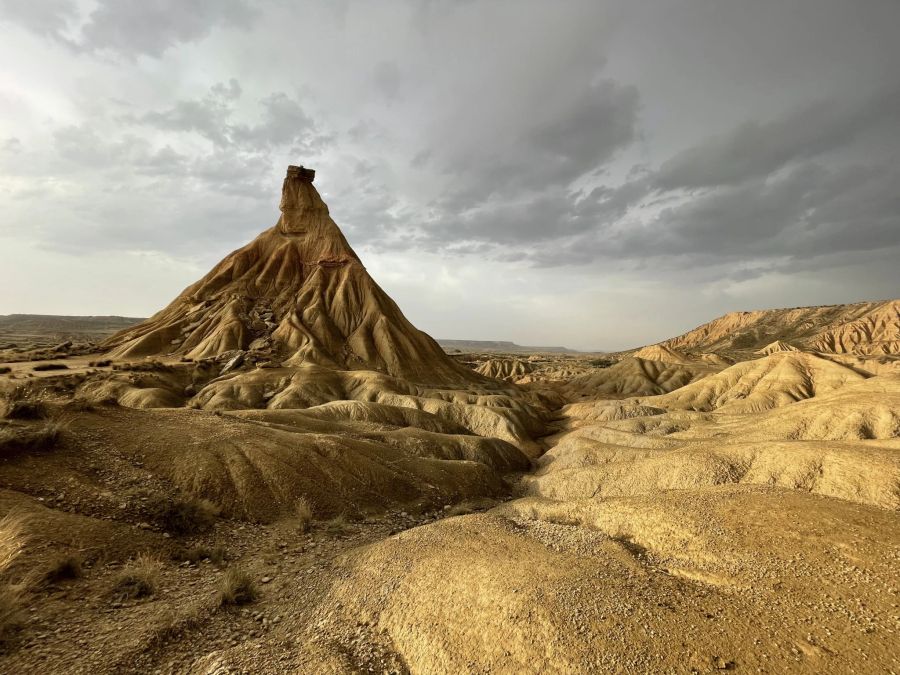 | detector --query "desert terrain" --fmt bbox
[0,167,898,674]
